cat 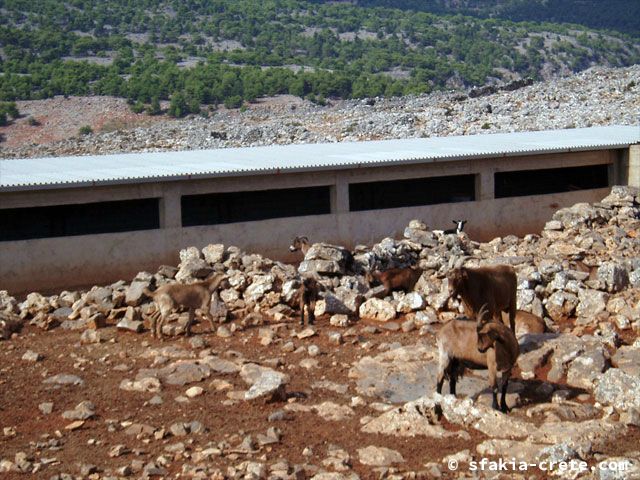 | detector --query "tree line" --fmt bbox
[1,0,638,116]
